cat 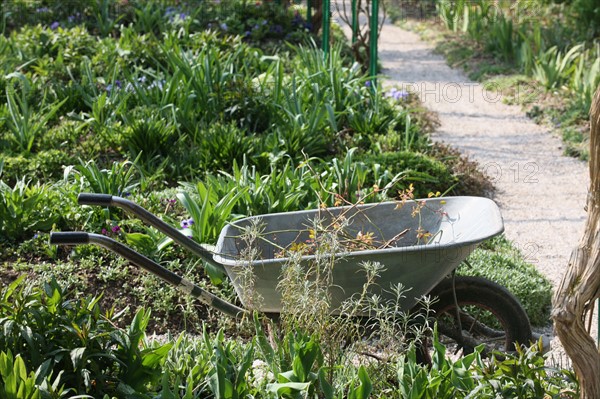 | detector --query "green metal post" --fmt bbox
[322,0,330,56]
[306,0,312,29]
[369,0,379,82]
[351,0,358,44]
